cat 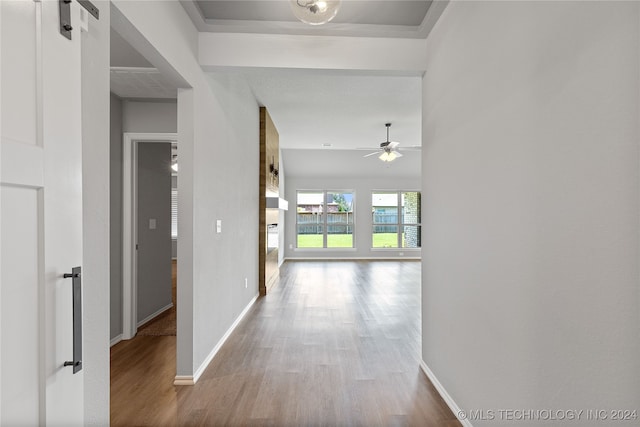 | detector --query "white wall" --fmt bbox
[112,1,260,380]
[199,32,428,73]
[285,175,421,259]
[110,28,152,68]
[195,72,259,368]
[81,1,110,424]
[109,93,123,341]
[122,99,177,133]
[421,1,640,424]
